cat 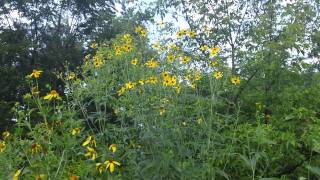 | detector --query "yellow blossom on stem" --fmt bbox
[197,118,203,124]
[109,144,117,153]
[191,82,196,89]
[145,59,159,68]
[43,90,61,101]
[176,29,187,38]
[90,43,98,49]
[181,56,191,64]
[168,43,180,51]
[213,71,223,80]
[2,131,10,140]
[210,60,218,67]
[71,128,81,136]
[94,59,104,68]
[152,42,160,49]
[188,31,197,38]
[0,141,6,152]
[123,34,132,43]
[135,26,143,34]
[140,30,147,37]
[210,47,220,57]
[166,54,175,63]
[96,163,105,174]
[85,147,97,160]
[117,87,126,96]
[125,81,136,90]
[159,106,165,116]
[31,143,42,154]
[175,85,181,94]
[13,169,22,180]
[131,58,138,65]
[195,71,202,81]
[231,76,241,85]
[170,76,177,86]
[122,44,132,52]
[200,45,209,52]
[105,160,121,173]
[138,79,145,85]
[29,70,43,79]
[66,72,76,80]
[146,76,158,84]
[82,136,97,148]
